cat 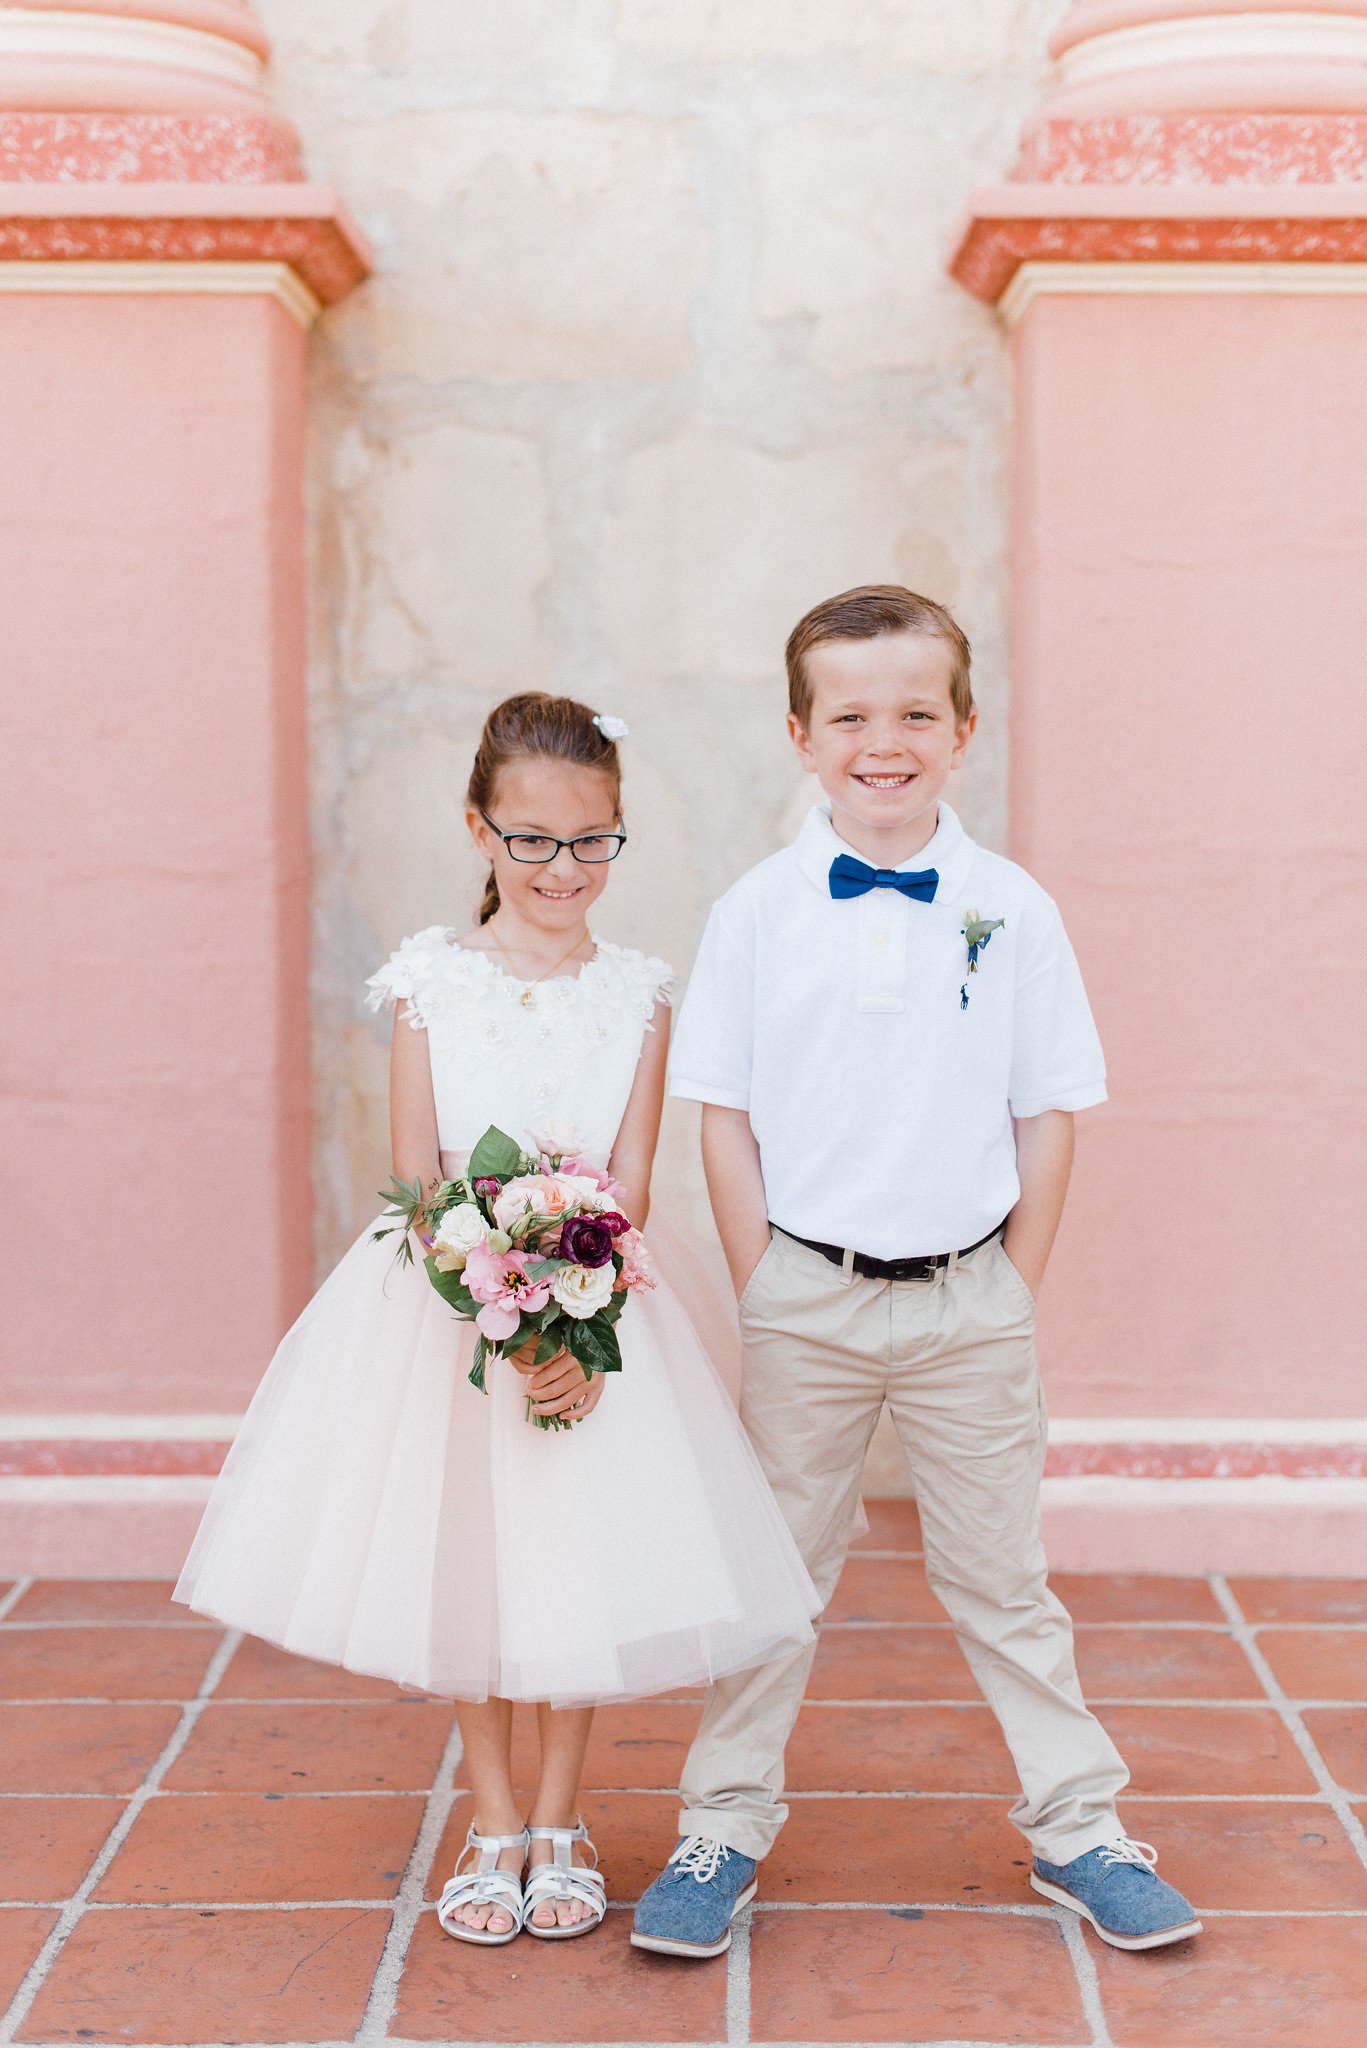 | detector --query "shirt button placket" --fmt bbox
[857,893,906,1012]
